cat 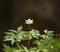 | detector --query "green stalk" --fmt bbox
[27,39,30,47]
[27,24,30,47]
[28,24,30,31]
[16,41,20,49]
